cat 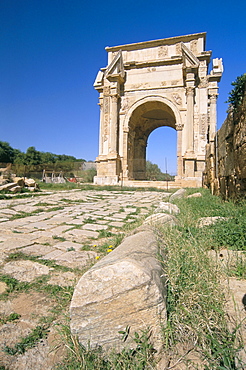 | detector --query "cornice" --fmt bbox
[105,32,207,52]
